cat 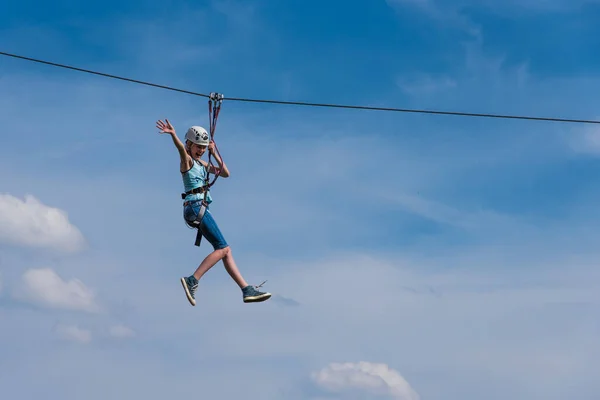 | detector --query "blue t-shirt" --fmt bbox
[182,159,213,204]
